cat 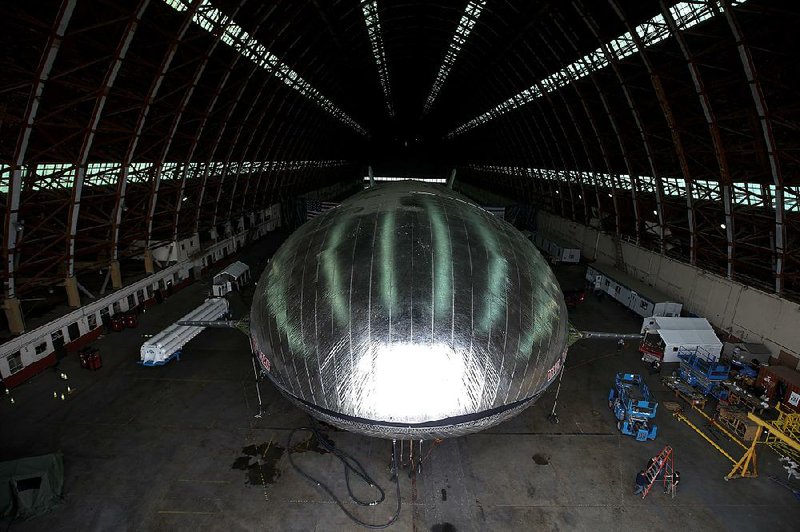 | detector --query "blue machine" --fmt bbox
[677,348,730,400]
[608,373,658,441]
